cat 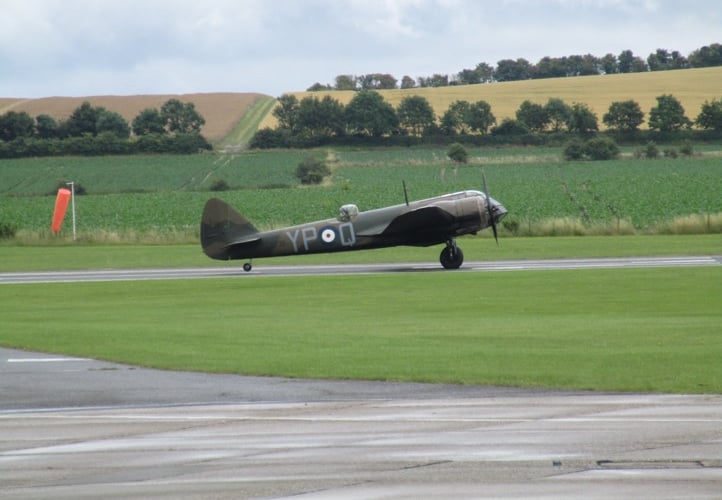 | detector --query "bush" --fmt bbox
[680,141,694,156]
[644,141,660,159]
[446,142,468,163]
[295,157,331,184]
[491,118,530,136]
[562,138,586,160]
[584,136,619,160]
[209,179,230,191]
[0,221,16,239]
